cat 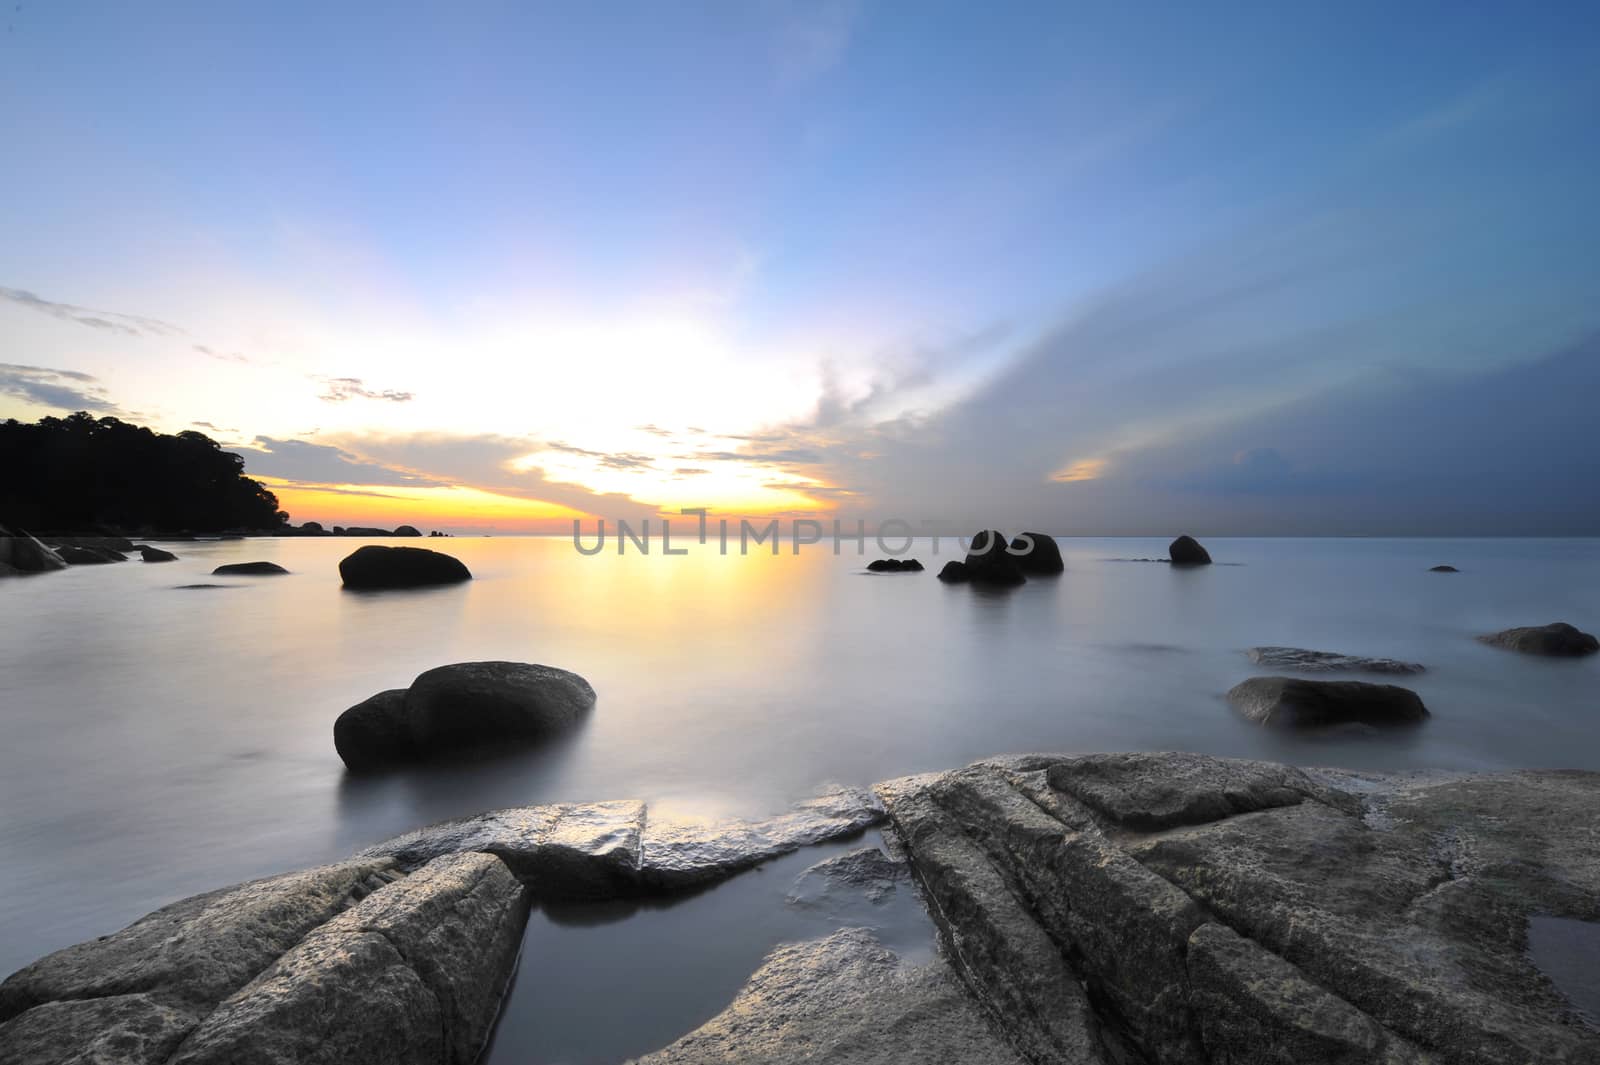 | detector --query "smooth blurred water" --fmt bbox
[3,535,1598,990]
